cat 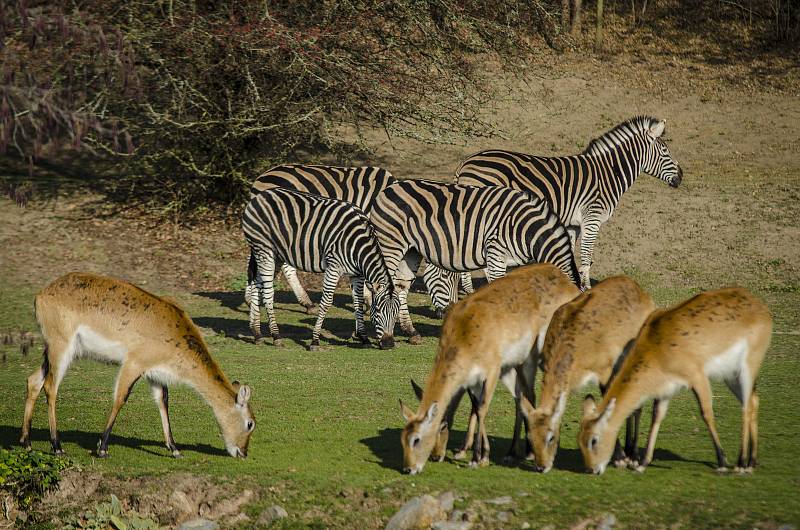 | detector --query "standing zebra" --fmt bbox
[242,188,400,350]
[370,180,580,340]
[456,116,683,290]
[246,165,396,314]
